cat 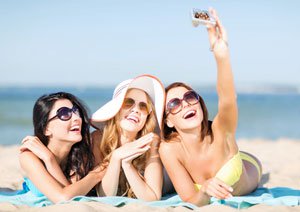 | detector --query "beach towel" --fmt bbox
[1,187,299,209]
